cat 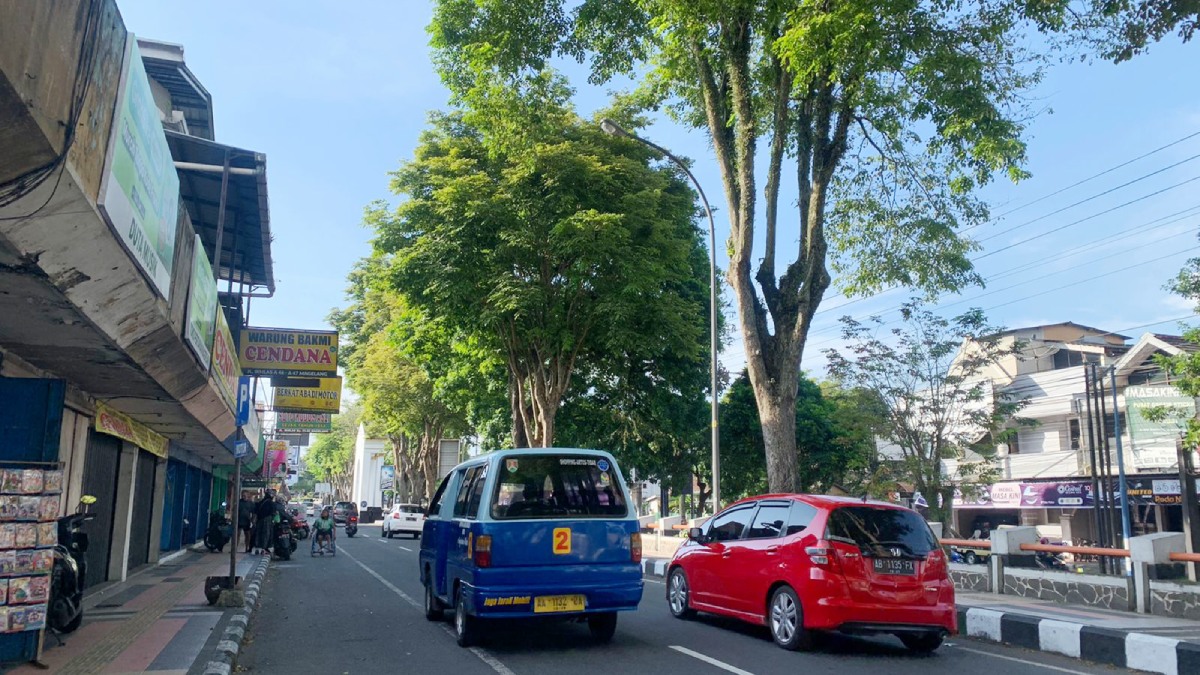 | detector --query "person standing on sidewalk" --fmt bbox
[238,491,256,554]
[253,490,276,555]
